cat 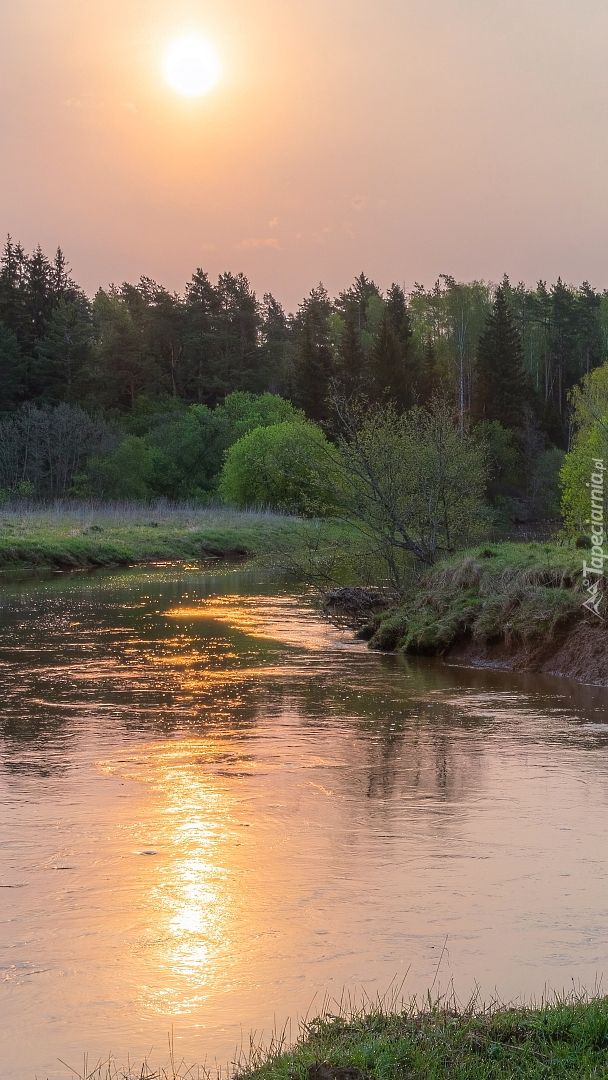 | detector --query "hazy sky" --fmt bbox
[2,0,608,308]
